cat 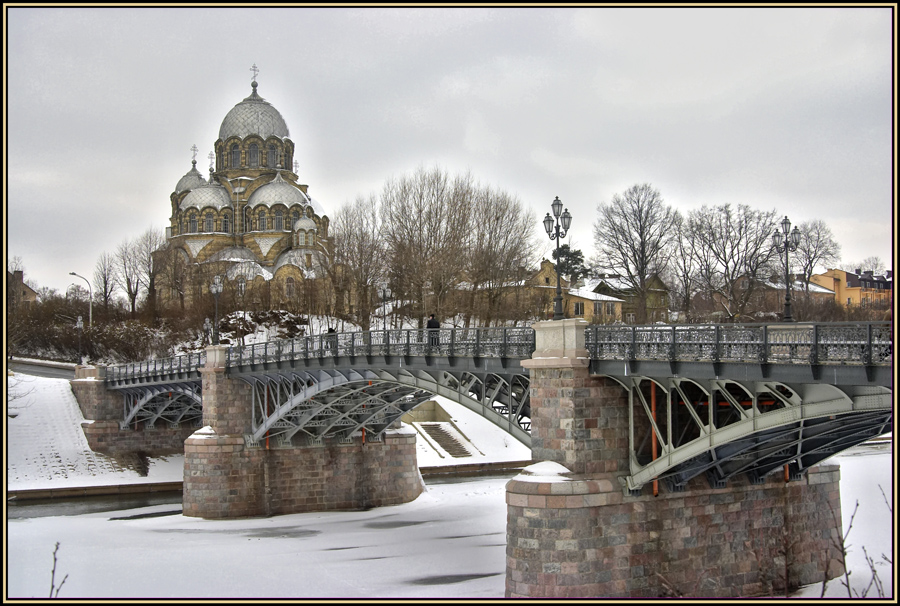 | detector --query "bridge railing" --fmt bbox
[585,321,893,365]
[225,326,537,367]
[106,351,206,383]
[105,322,890,383]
